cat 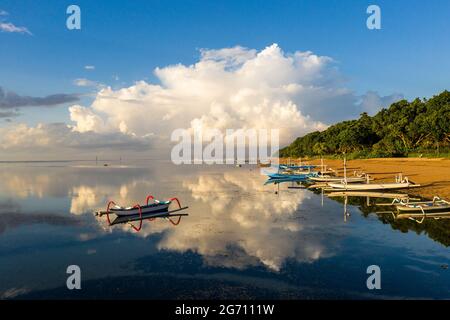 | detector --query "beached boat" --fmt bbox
[393,196,450,213]
[267,172,318,179]
[327,177,420,191]
[327,191,413,200]
[309,176,367,183]
[279,164,317,170]
[326,159,420,191]
[316,156,372,185]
